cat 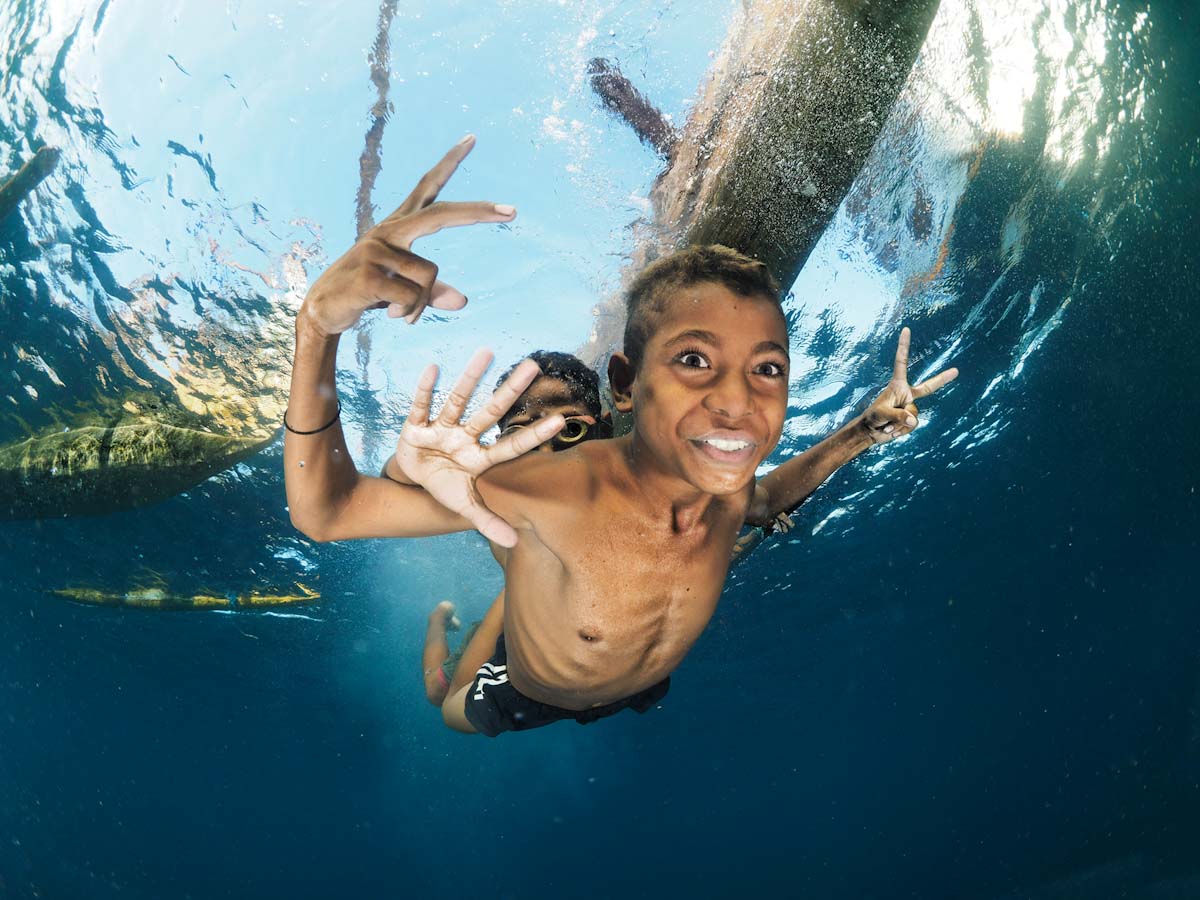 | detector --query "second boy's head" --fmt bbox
[496,350,608,453]
[608,244,790,496]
